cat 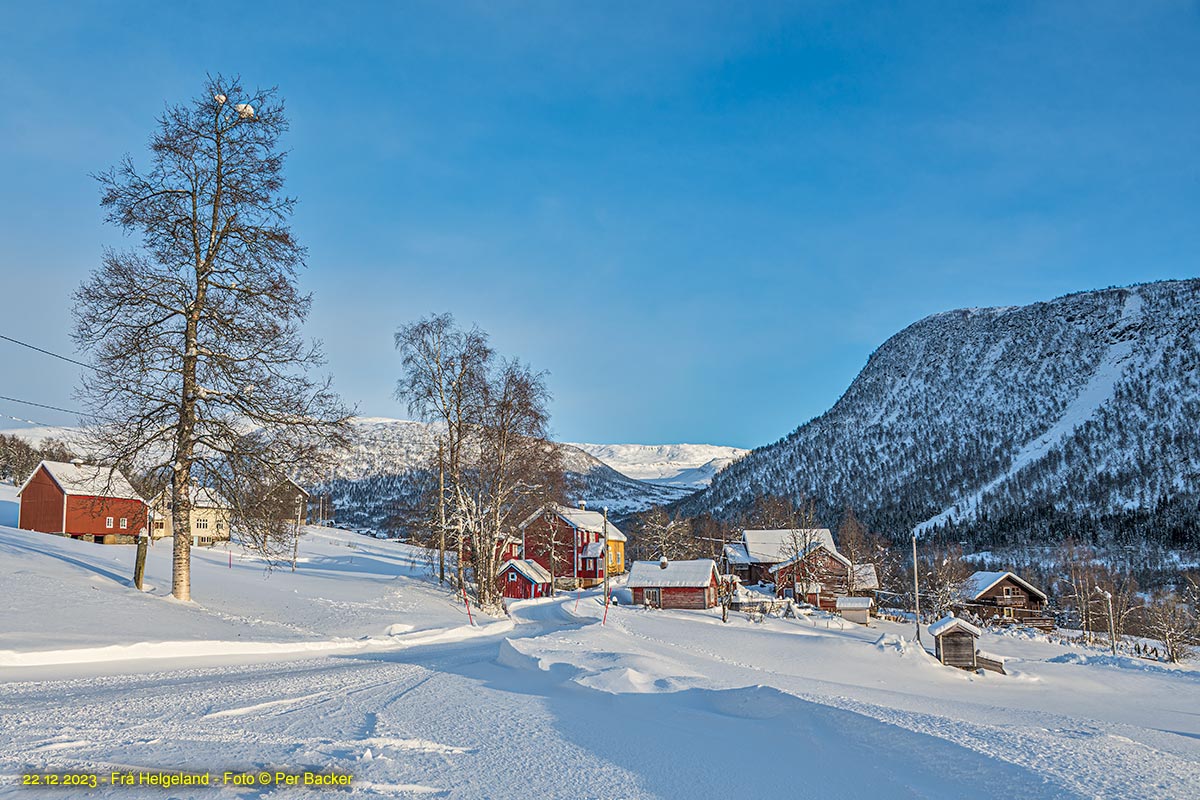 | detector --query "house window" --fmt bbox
[196,518,209,530]
[119,518,128,529]
[1003,607,1014,618]
[216,521,224,531]
[154,521,165,530]
[1004,586,1013,597]
[105,517,114,529]
[508,572,516,582]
